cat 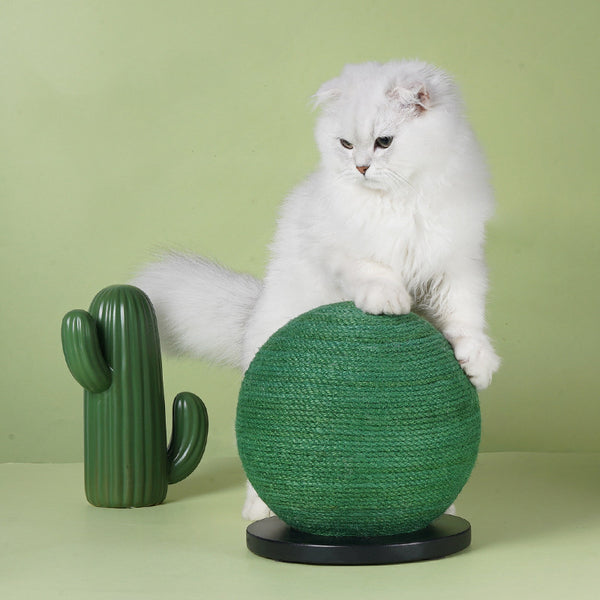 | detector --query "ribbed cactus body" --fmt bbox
[62,285,208,508]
